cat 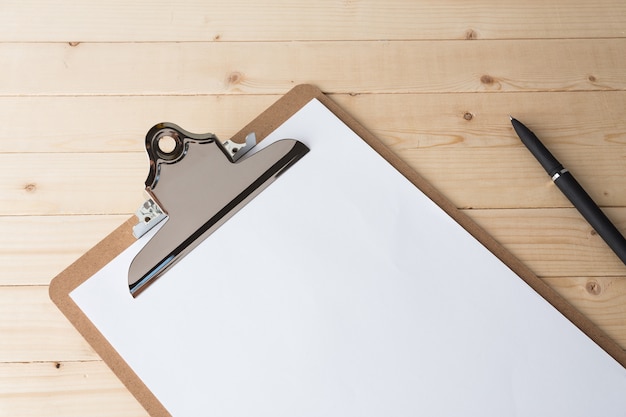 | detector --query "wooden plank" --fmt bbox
[1,272,624,367]
[403,145,626,210]
[544,276,626,348]
[0,266,625,360]
[468,208,626,277]
[3,91,626,154]
[0,95,279,153]
[0,286,98,362]
[2,207,625,289]
[2,141,623,215]
[0,361,146,417]
[1,39,625,96]
[0,215,128,286]
[0,153,145,215]
[0,1,624,42]
[331,91,626,154]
